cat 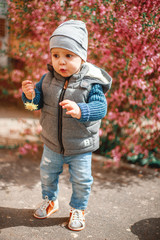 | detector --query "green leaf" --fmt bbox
[2,89,9,95]
[142,12,146,19]
[127,155,139,162]
[140,158,149,166]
